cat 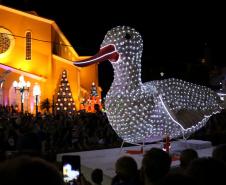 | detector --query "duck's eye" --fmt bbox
[125,33,131,40]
